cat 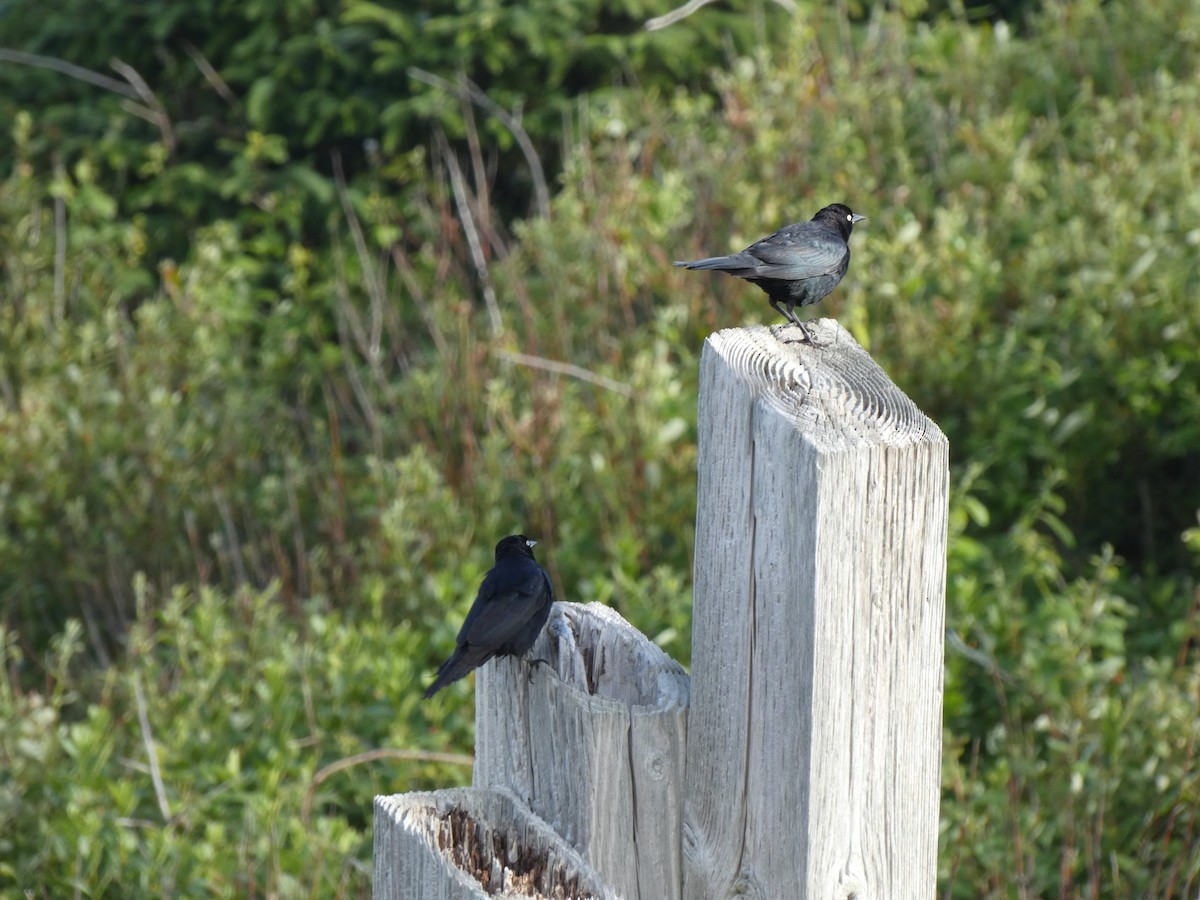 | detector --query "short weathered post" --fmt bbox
[682,321,948,899]
[373,787,617,899]
[475,602,690,900]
